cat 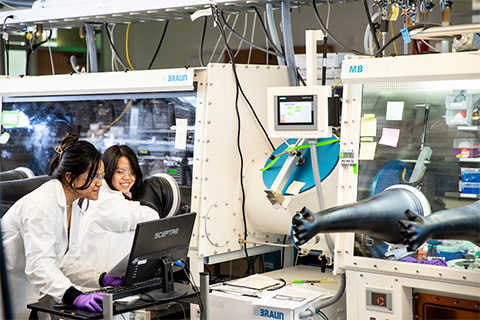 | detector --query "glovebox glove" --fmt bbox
[73,293,103,312]
[133,176,165,217]
[101,273,125,287]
